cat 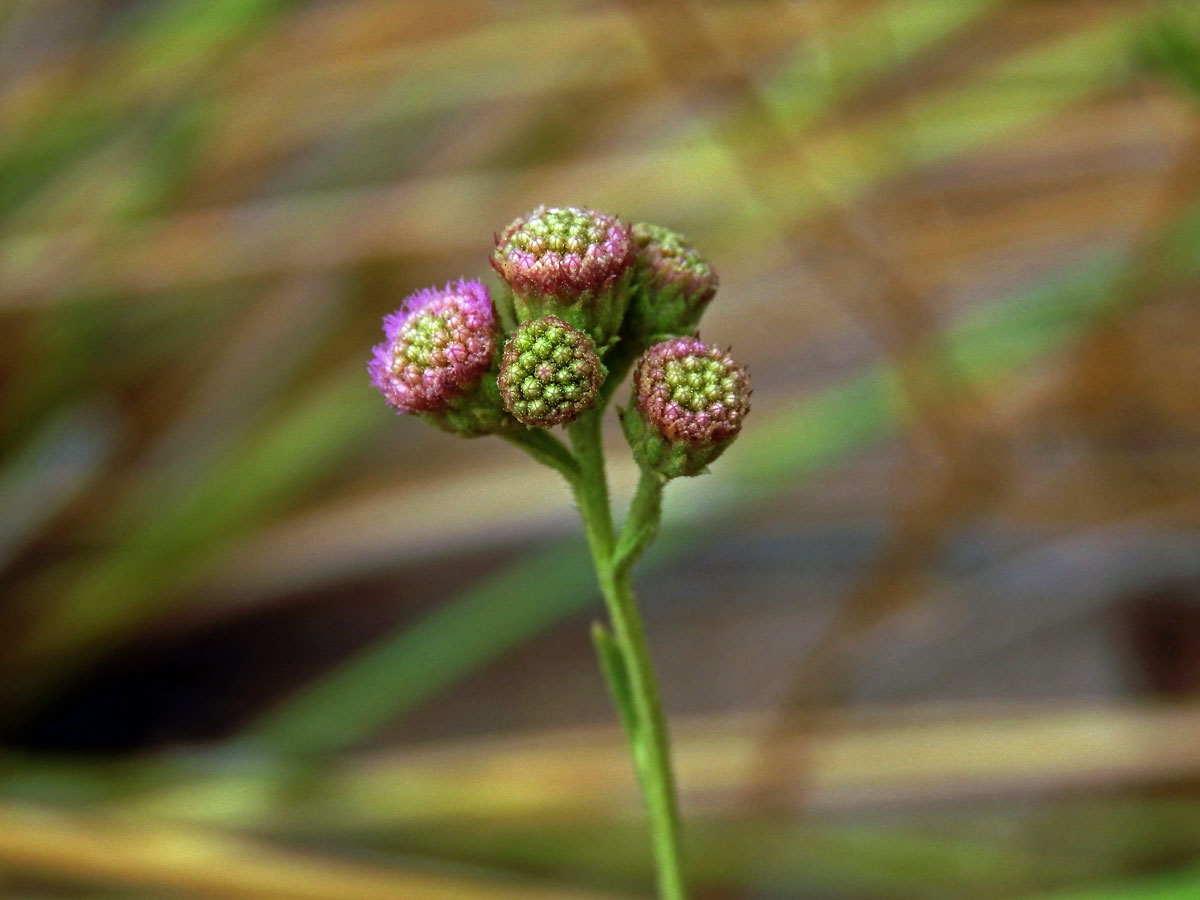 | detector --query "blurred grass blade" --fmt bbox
[0,0,296,219]
[9,704,1200,896]
[4,367,381,714]
[251,541,596,755]
[0,406,115,574]
[1136,2,1200,103]
[0,800,627,900]
[764,0,1004,125]
[0,6,1155,307]
[1018,864,1200,900]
